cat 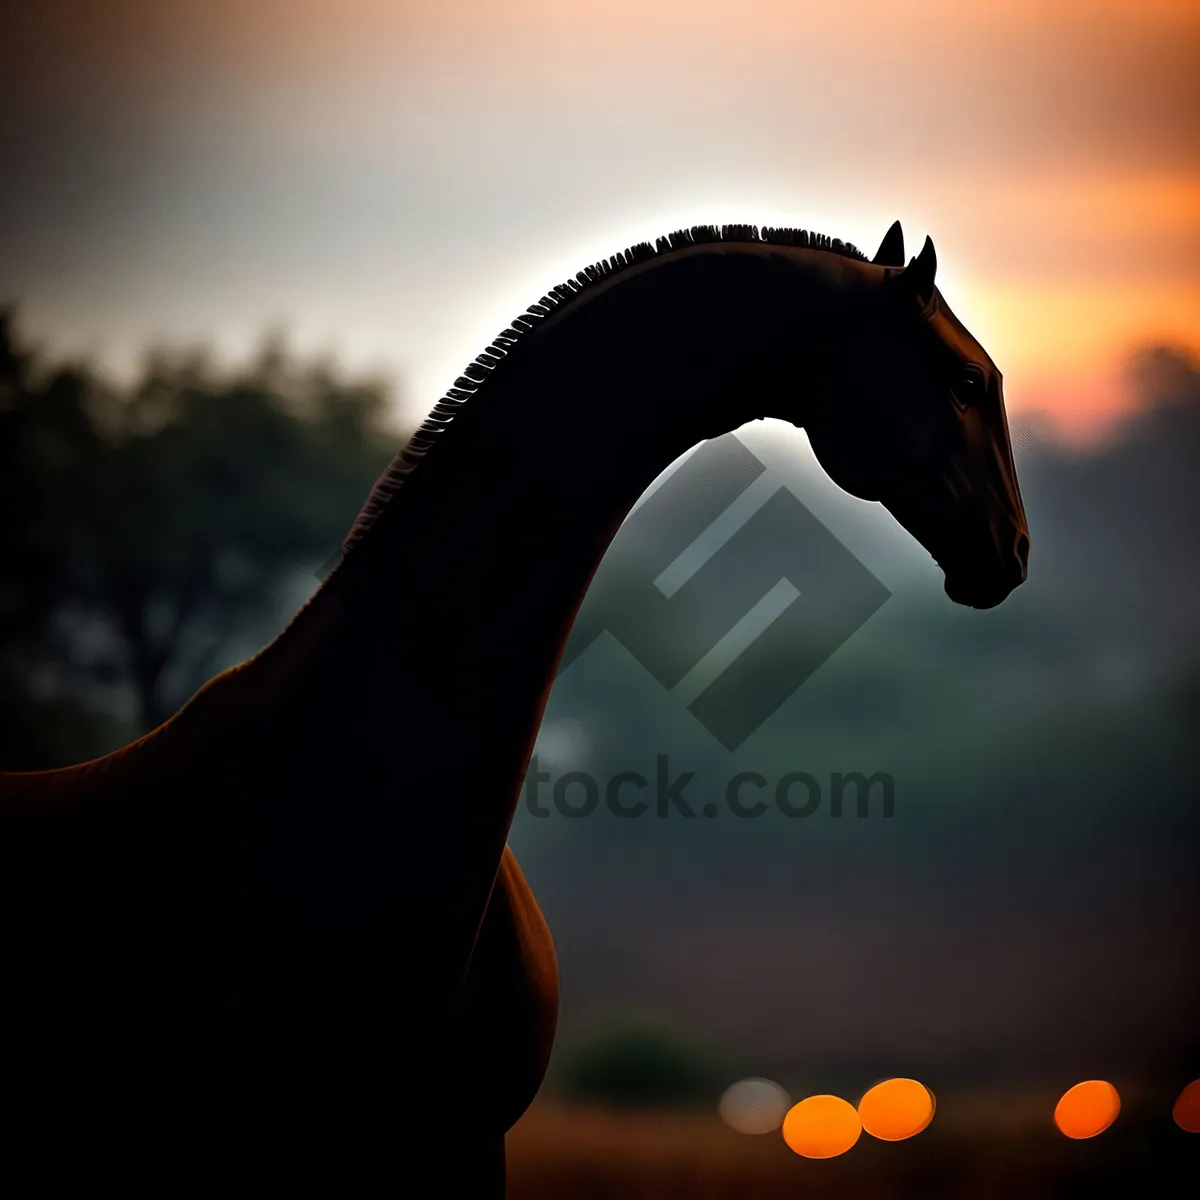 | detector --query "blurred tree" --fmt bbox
[0,307,408,765]
[553,1017,732,1109]
[1018,342,1199,659]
